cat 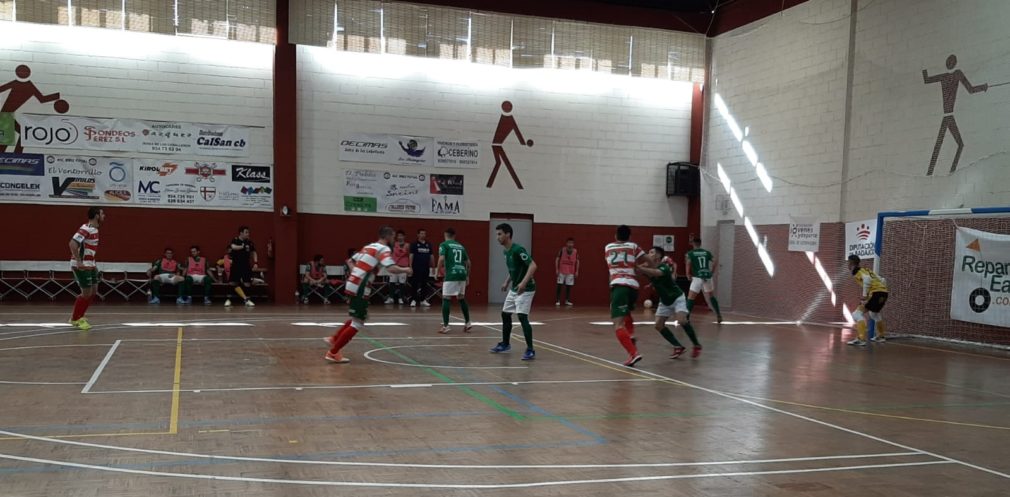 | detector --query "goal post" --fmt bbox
[874,206,1010,348]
